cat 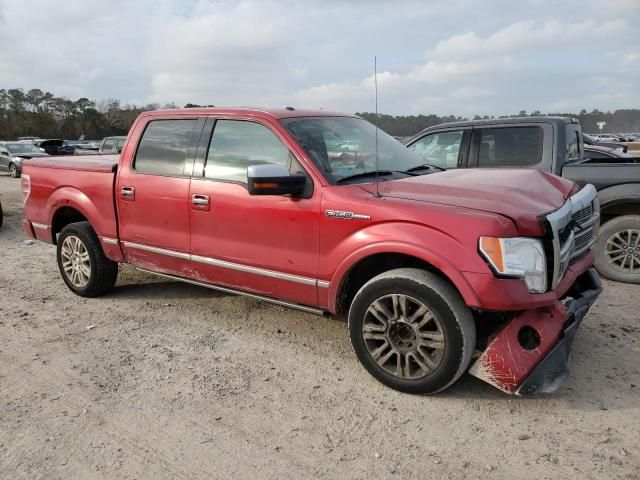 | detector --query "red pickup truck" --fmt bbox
[22,108,602,395]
